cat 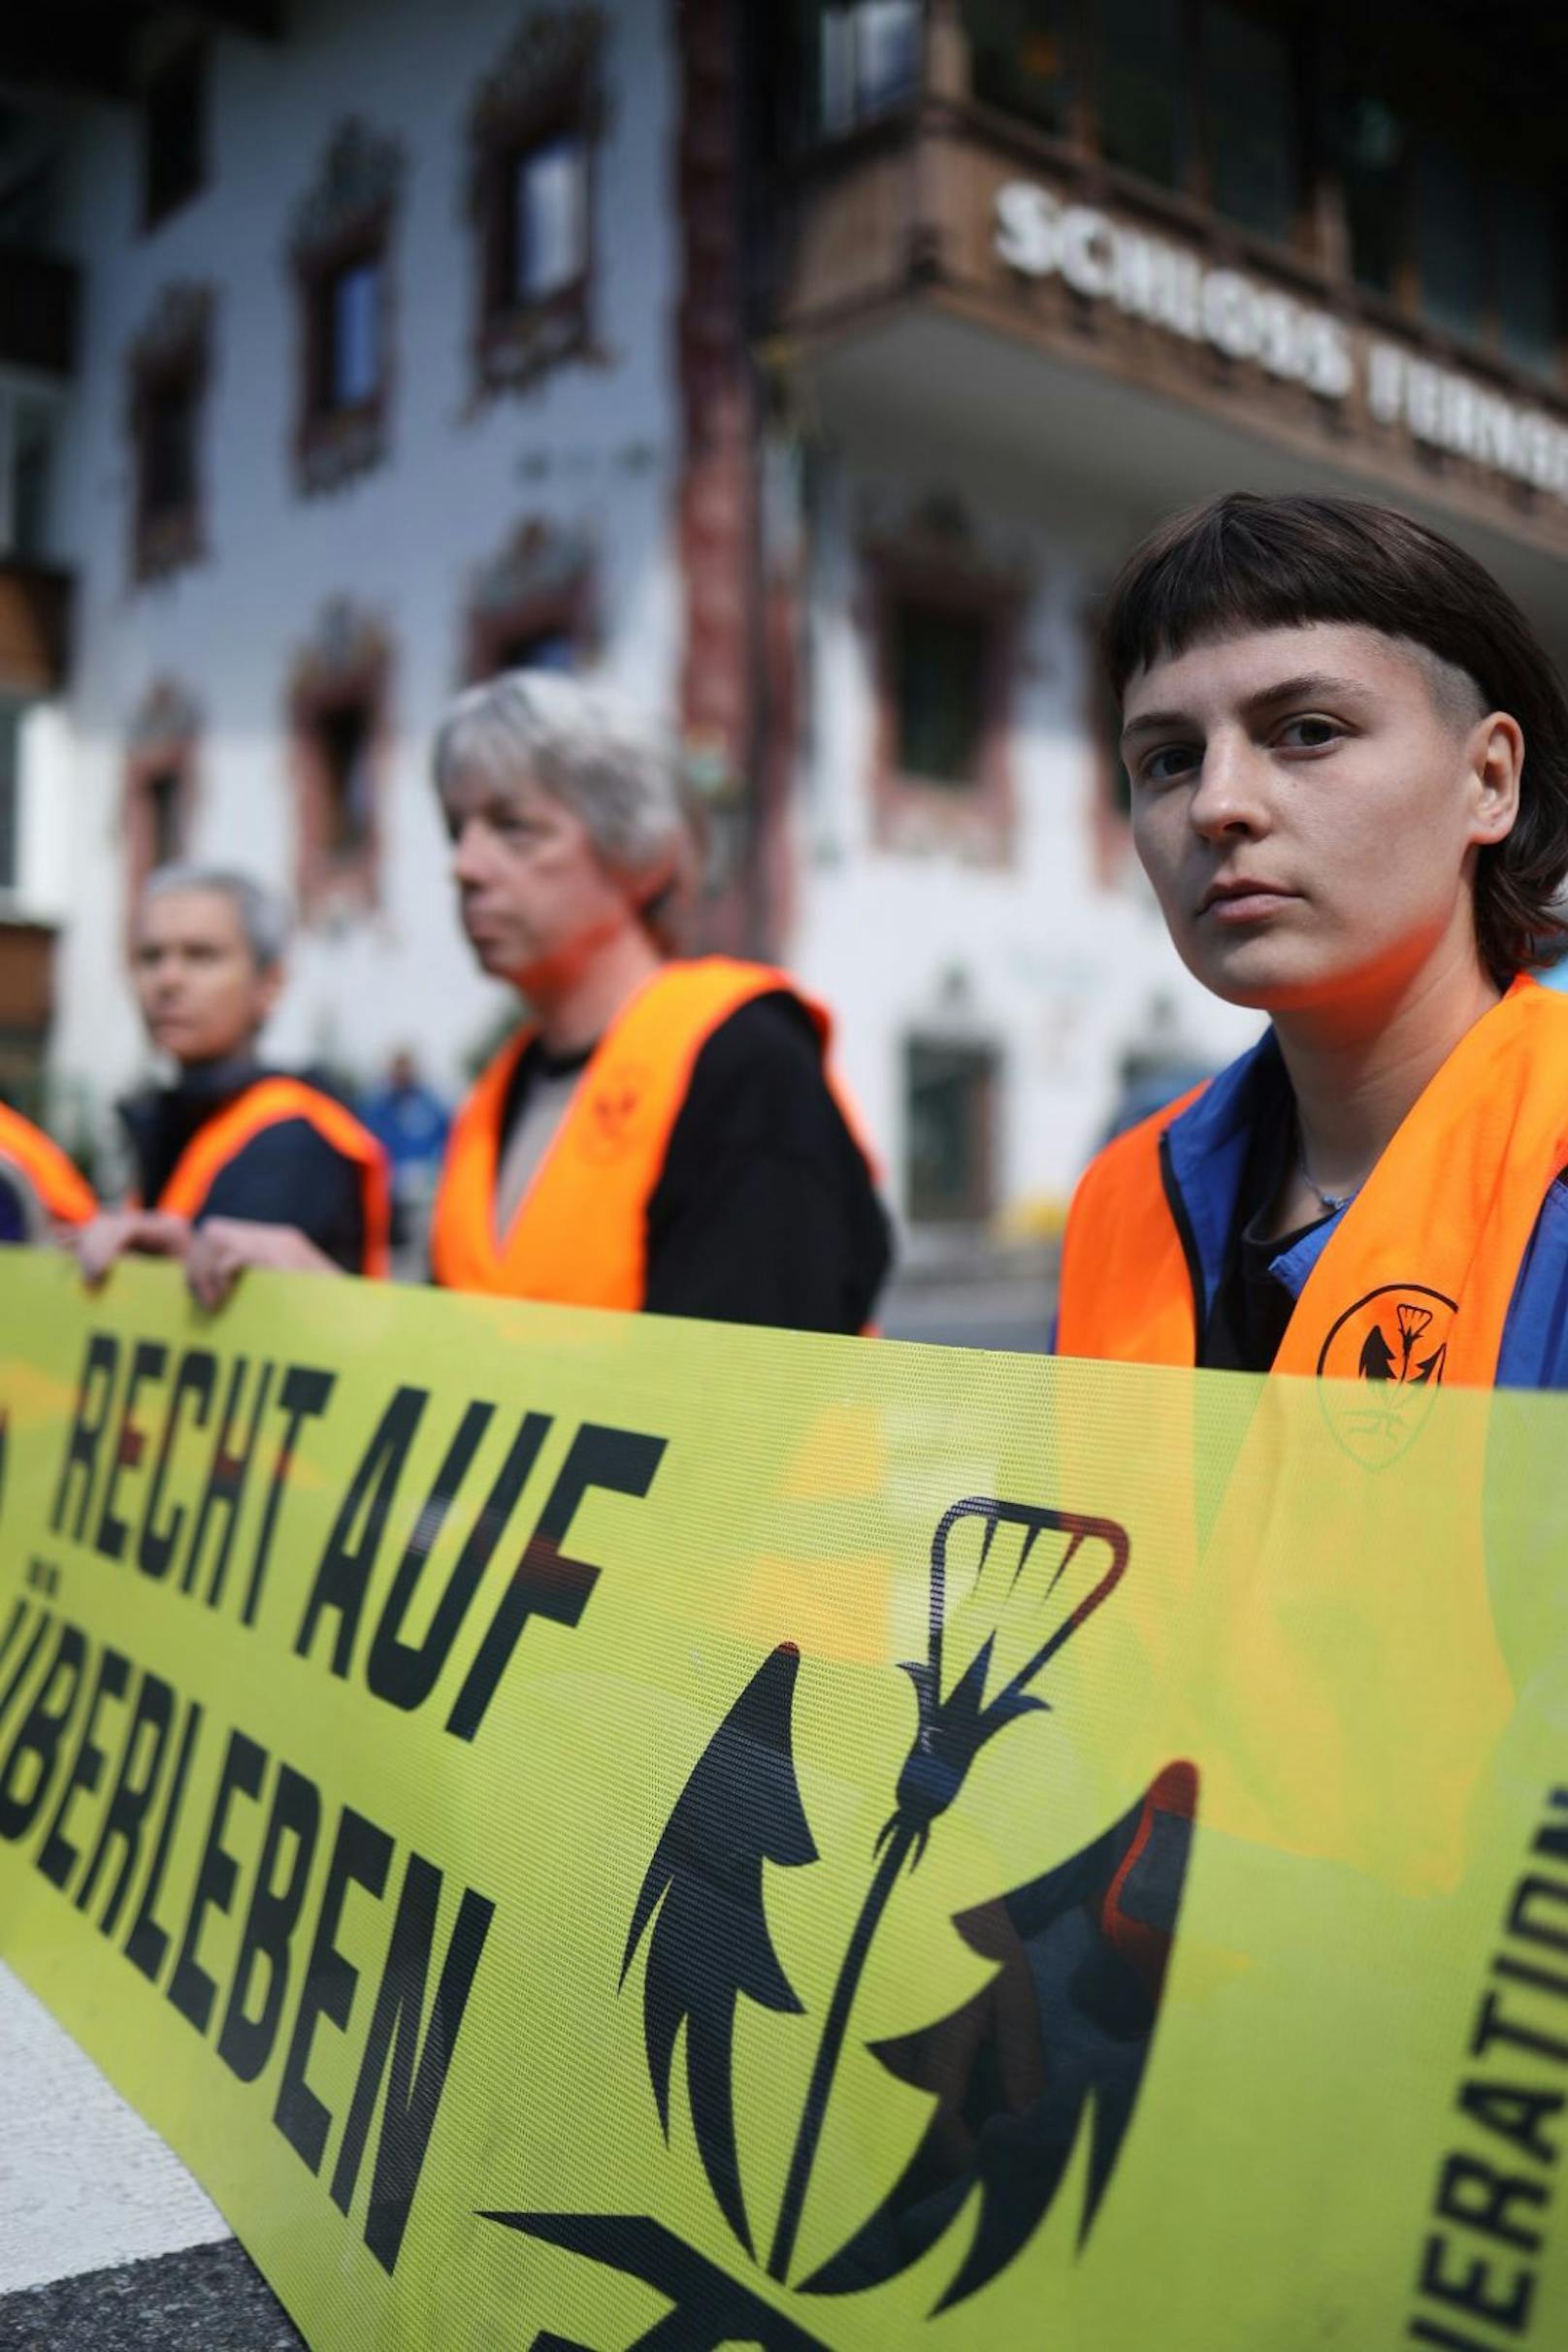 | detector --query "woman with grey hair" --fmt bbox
[428,669,890,1329]
[71,862,390,1299]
